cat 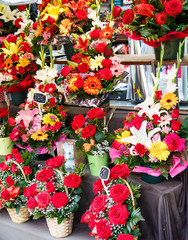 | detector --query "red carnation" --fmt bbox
[78,63,90,73]
[101,58,112,68]
[75,9,88,20]
[17,5,27,11]
[5,176,14,186]
[112,140,122,150]
[45,156,65,168]
[89,29,100,39]
[81,125,97,138]
[75,77,84,88]
[171,108,179,118]
[104,49,113,56]
[113,5,122,18]
[51,192,68,208]
[122,9,134,24]
[155,90,163,100]
[134,143,145,157]
[171,120,181,131]
[152,114,161,124]
[71,114,86,130]
[12,54,19,62]
[61,65,71,77]
[33,22,38,30]
[99,68,113,80]
[155,12,167,26]
[14,18,23,28]
[87,108,105,120]
[95,42,107,53]
[64,174,81,188]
